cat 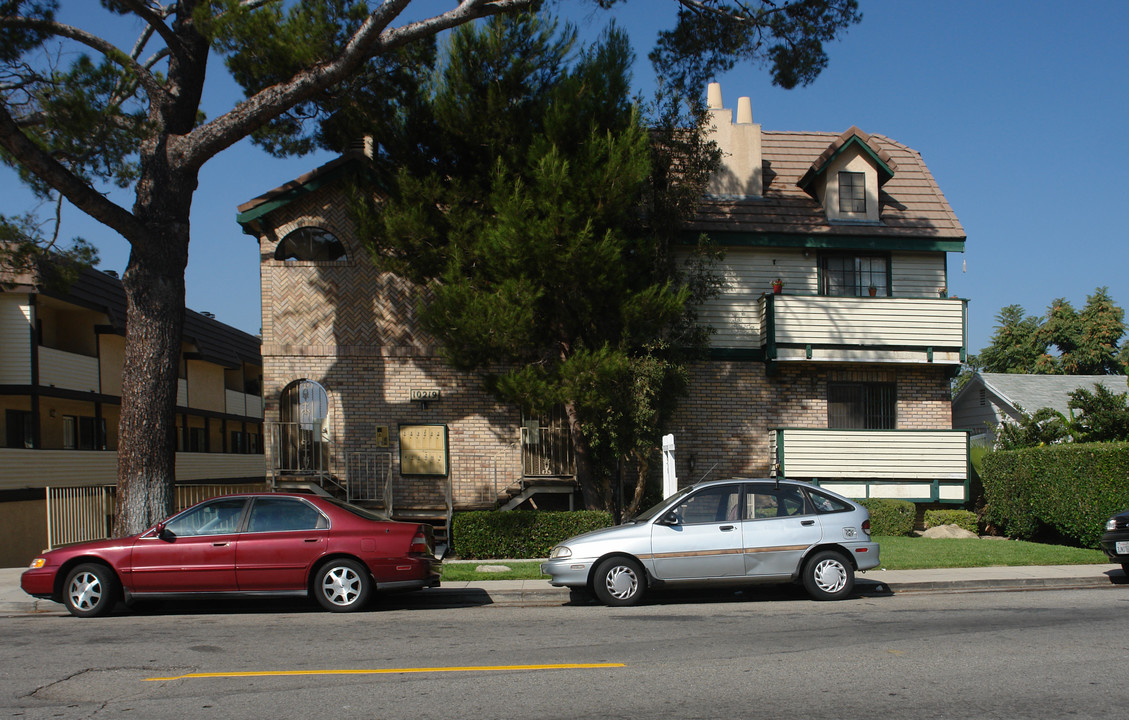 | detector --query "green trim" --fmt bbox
[798,135,896,192]
[770,427,970,434]
[681,232,965,253]
[764,293,777,360]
